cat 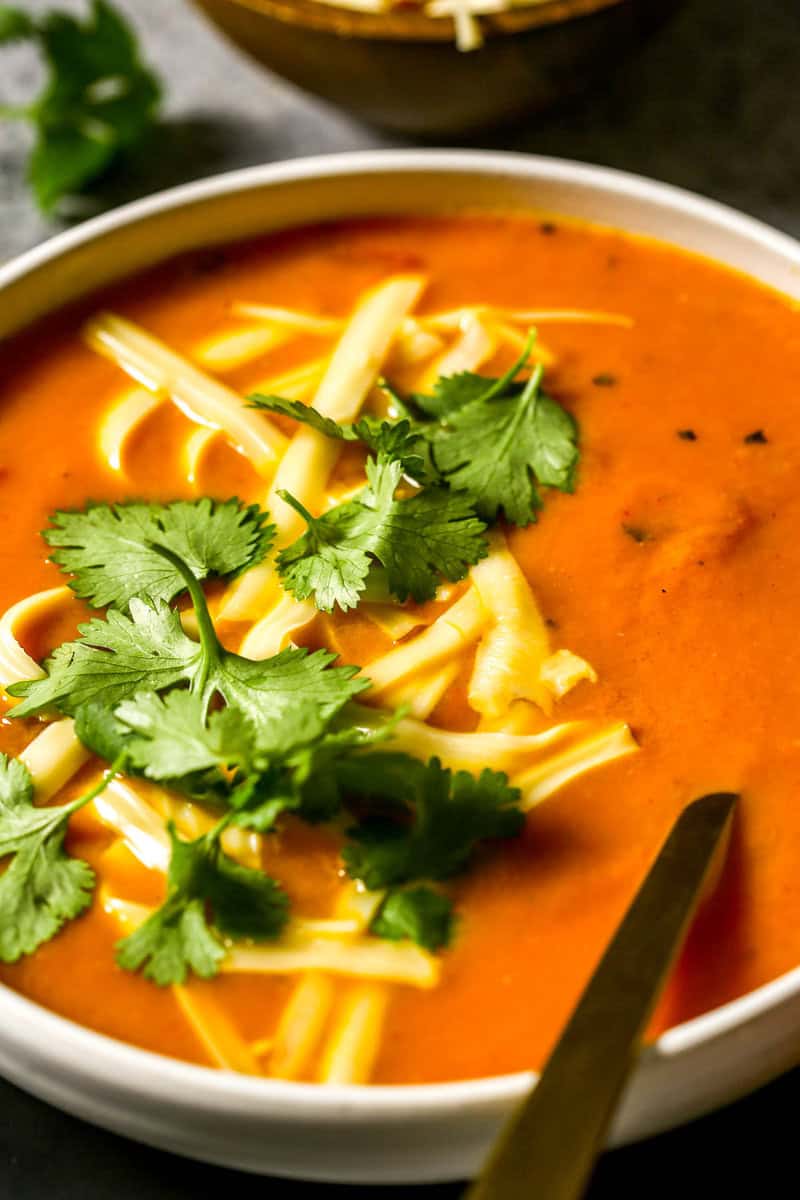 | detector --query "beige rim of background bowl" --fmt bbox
[1,151,800,1184]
